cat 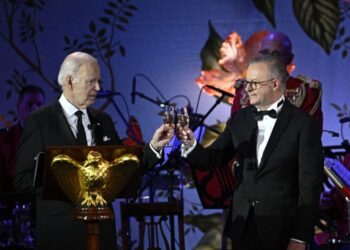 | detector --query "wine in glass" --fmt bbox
[163,105,175,125]
[177,107,190,127]
[162,105,175,146]
[177,107,190,148]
